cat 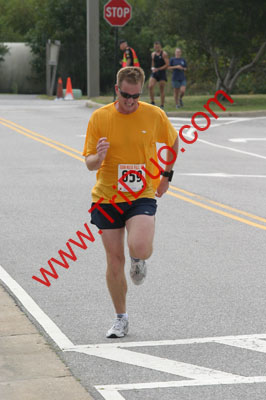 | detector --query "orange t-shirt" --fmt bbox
[83,101,177,203]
